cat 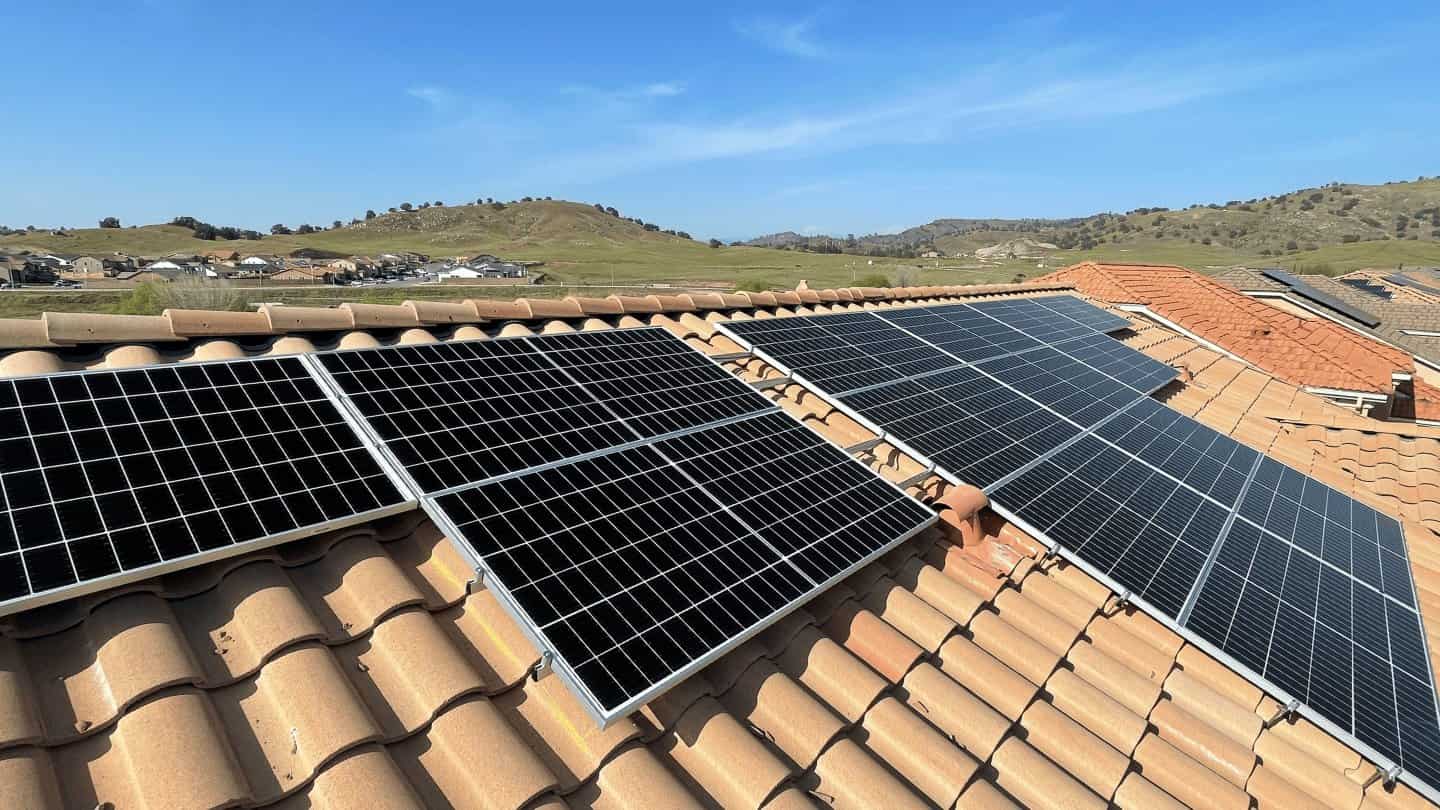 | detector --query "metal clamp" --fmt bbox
[846,436,886,455]
[1264,698,1301,728]
[1362,764,1403,789]
[531,650,555,681]
[899,464,938,489]
[710,350,753,363]
[753,375,793,391]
